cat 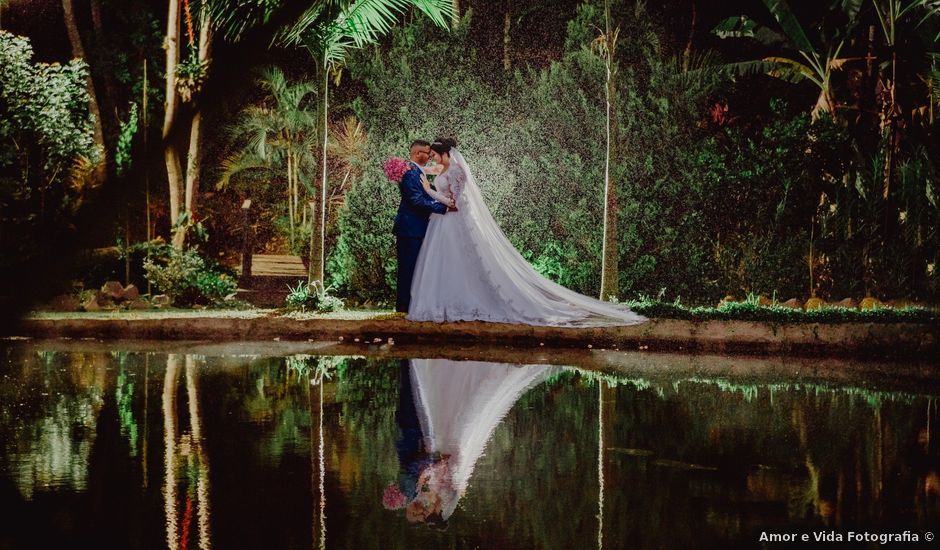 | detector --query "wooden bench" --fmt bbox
[236,200,309,307]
